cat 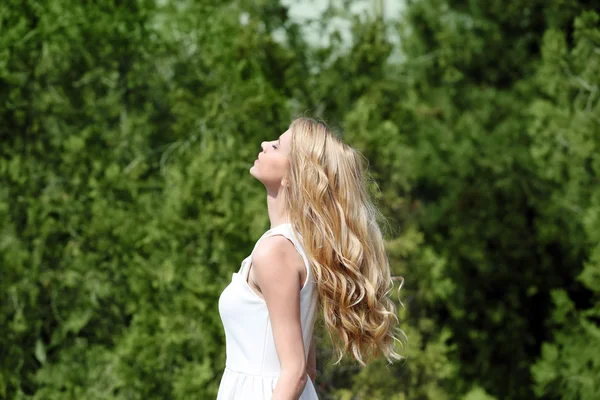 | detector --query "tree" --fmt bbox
[529,11,600,399]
